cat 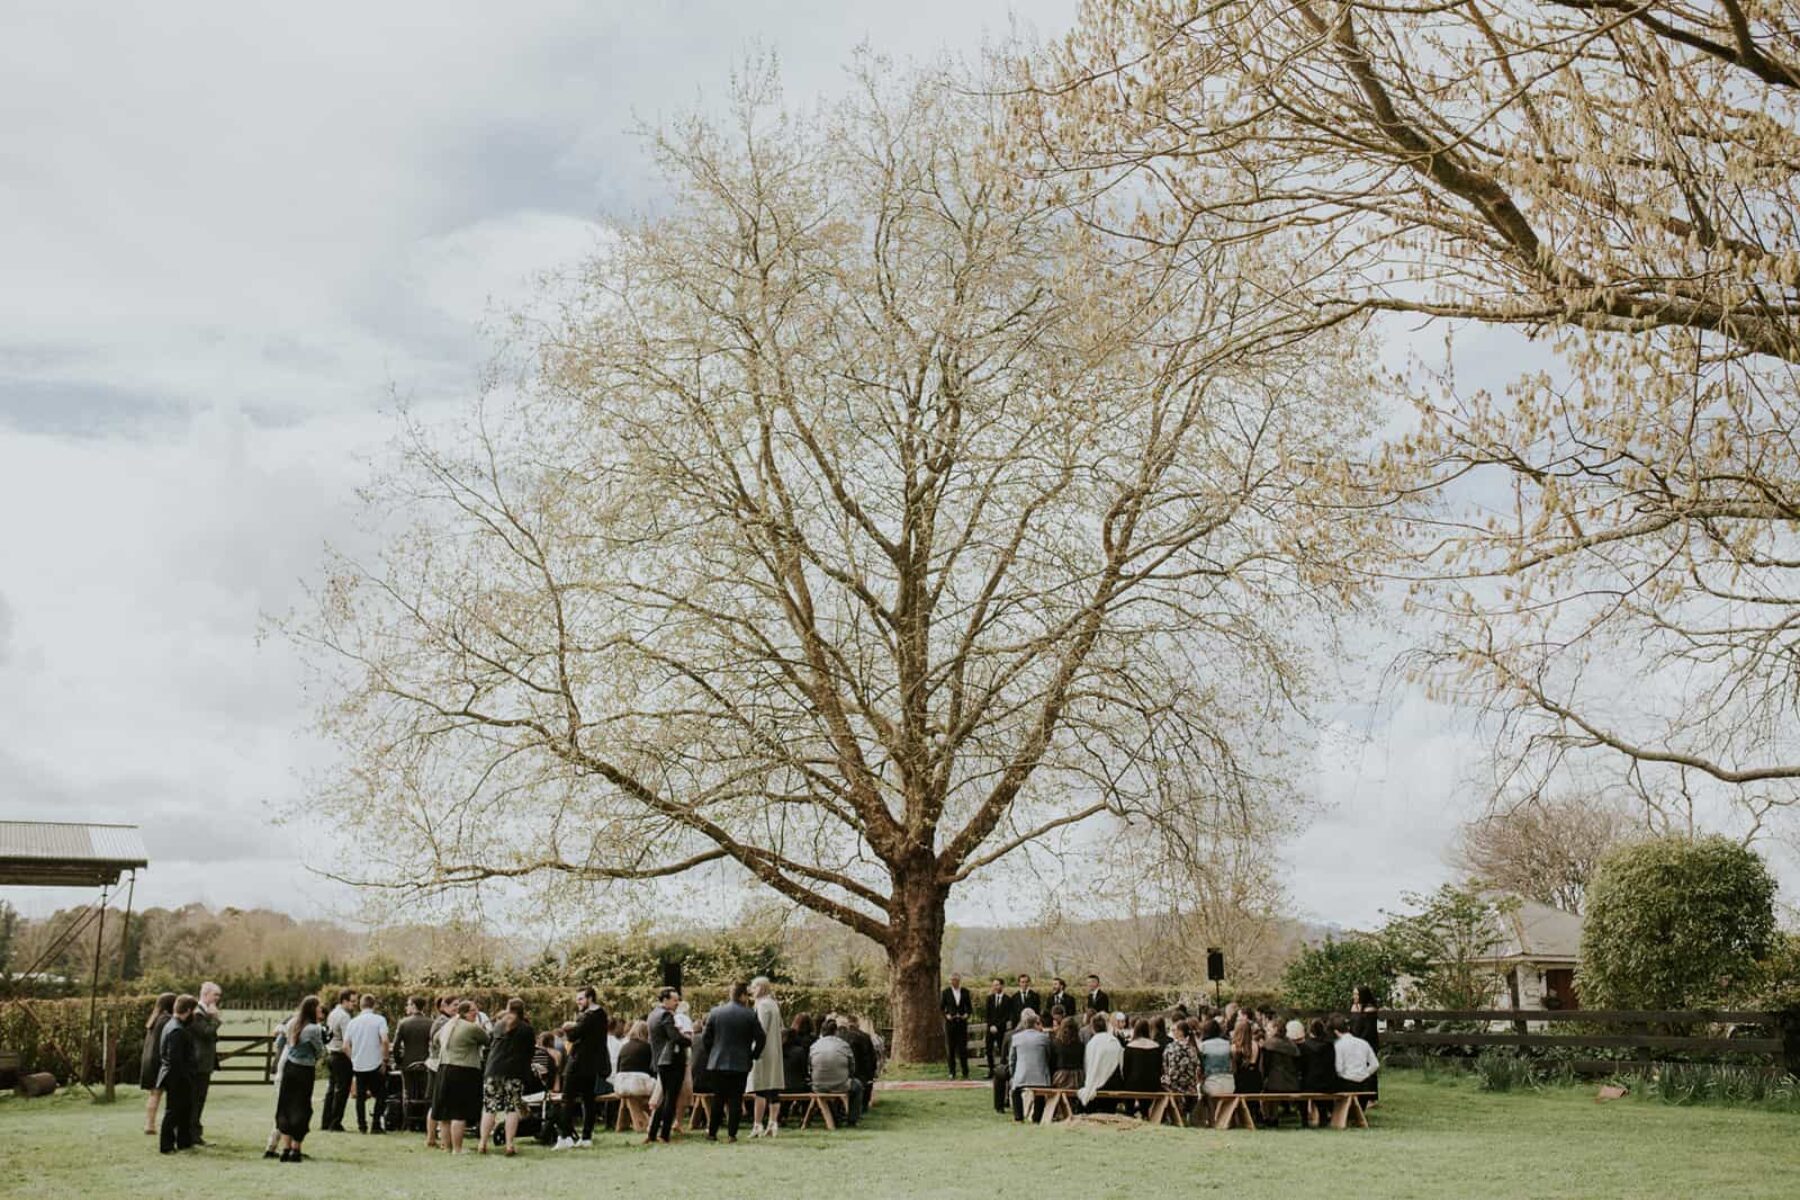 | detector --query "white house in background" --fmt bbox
[1473,895,1585,1011]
